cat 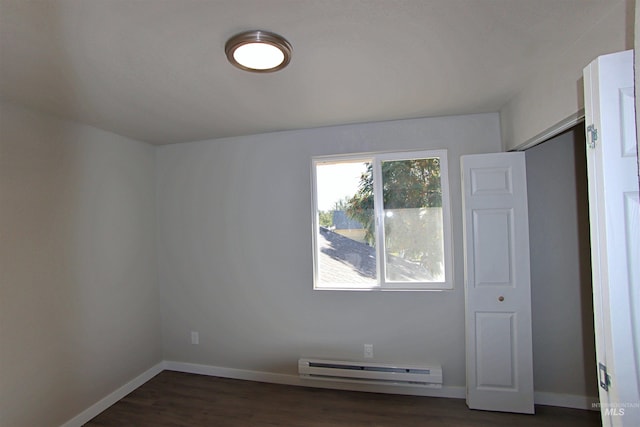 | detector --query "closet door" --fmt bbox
[461,152,534,414]
[584,50,640,427]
